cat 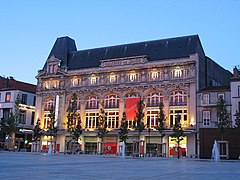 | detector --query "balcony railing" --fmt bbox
[201,99,218,106]
[169,102,187,106]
